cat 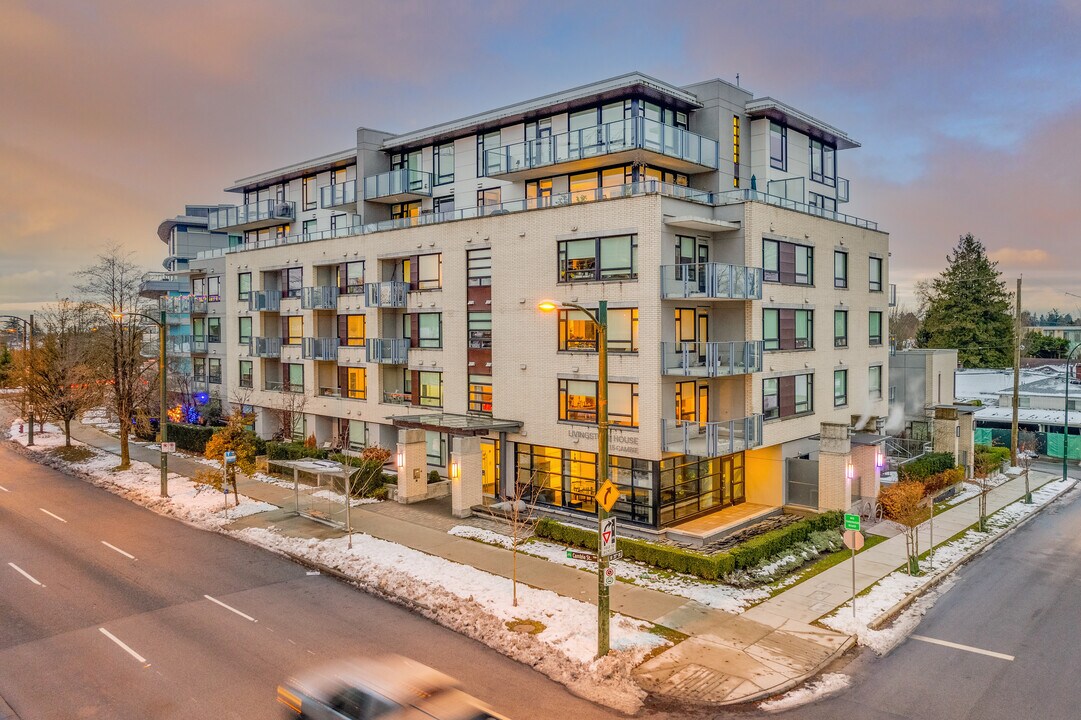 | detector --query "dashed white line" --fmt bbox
[8,562,44,587]
[204,594,257,622]
[39,508,67,523]
[99,628,148,664]
[101,541,136,560]
[911,634,1015,661]
[0,484,9,492]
